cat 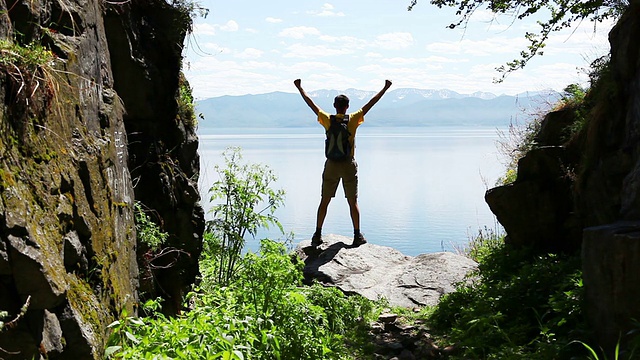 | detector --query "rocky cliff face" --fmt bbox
[485,2,640,353]
[103,0,204,318]
[0,0,203,358]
